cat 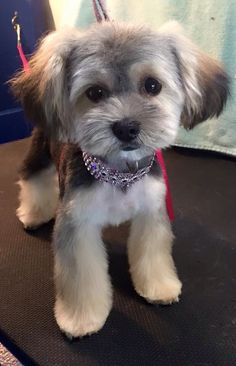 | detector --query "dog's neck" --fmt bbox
[82,151,155,191]
[105,149,153,173]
